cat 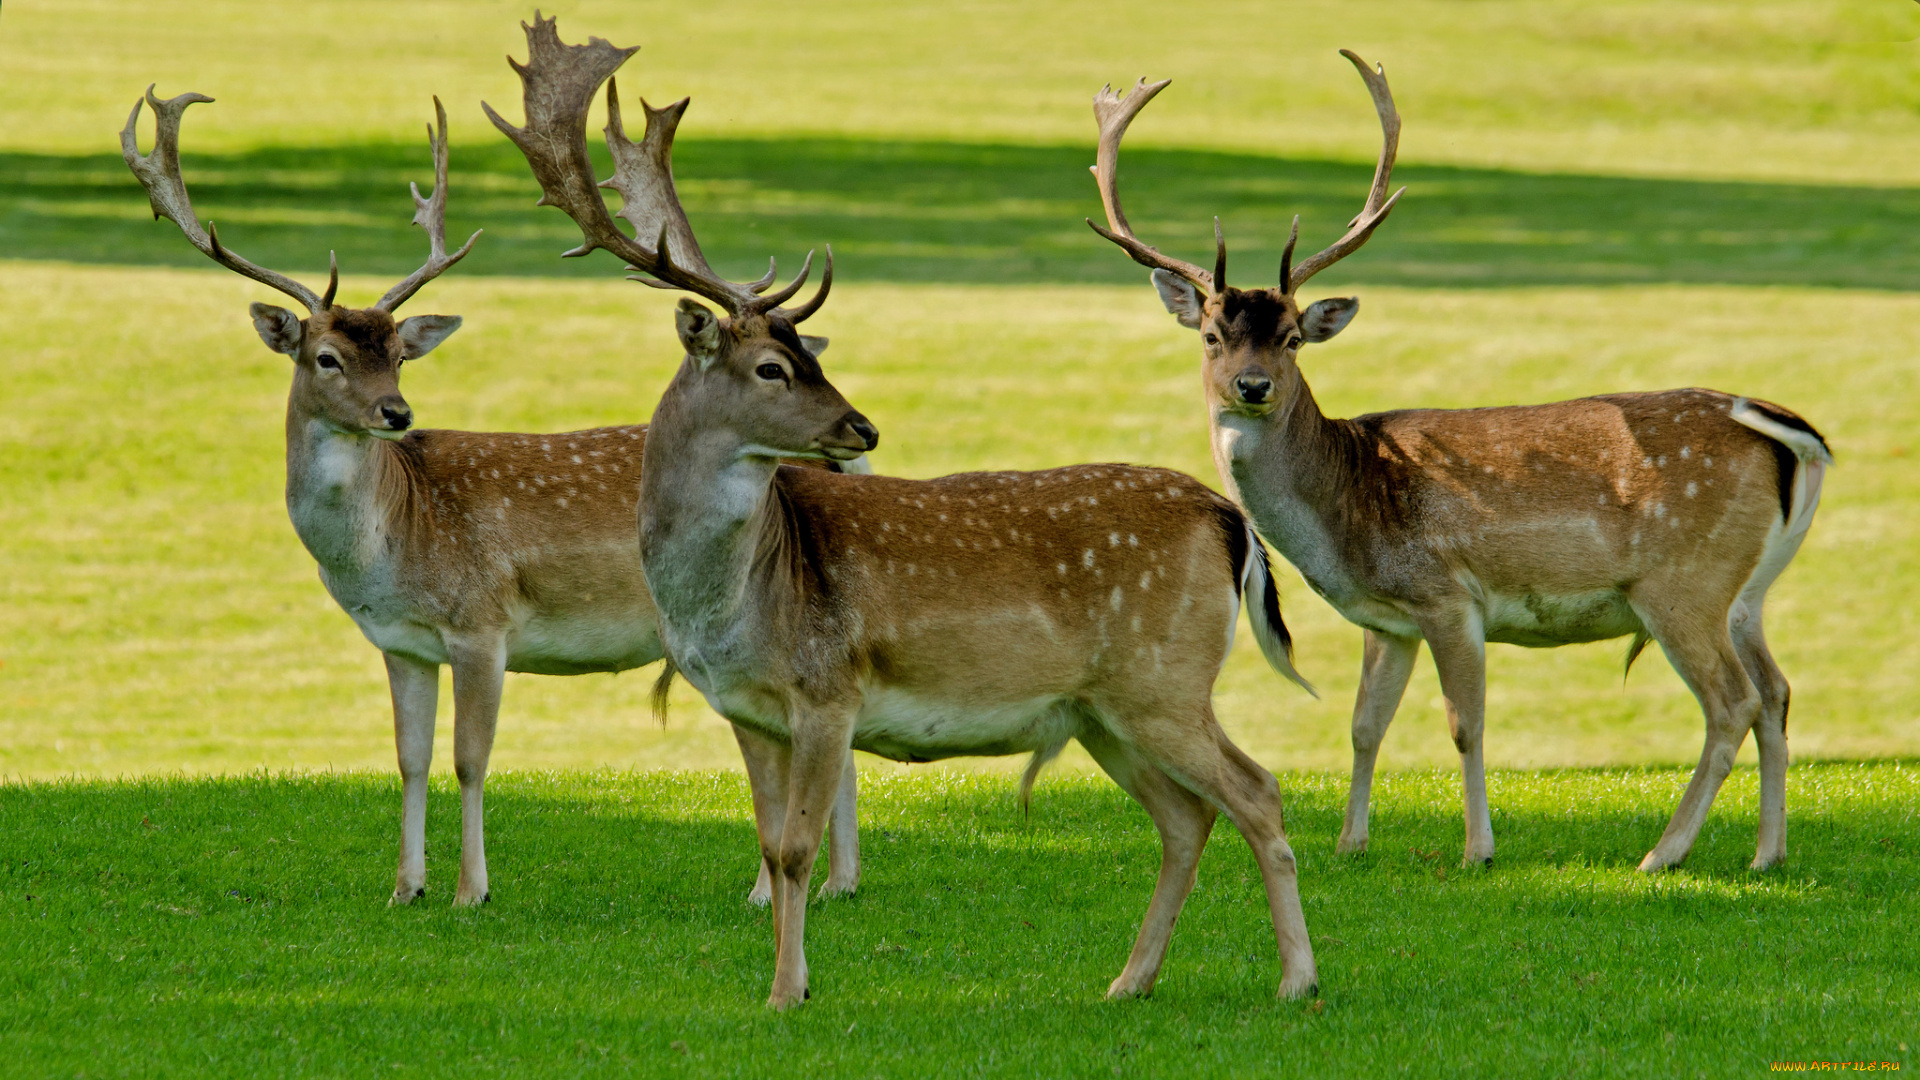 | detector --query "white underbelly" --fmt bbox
[853,687,1075,763]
